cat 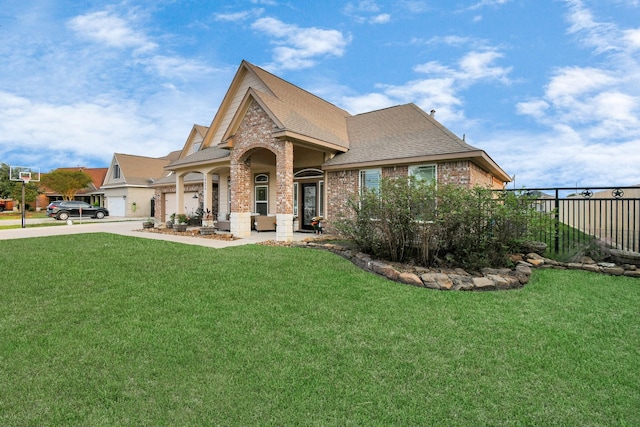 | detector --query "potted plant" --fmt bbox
[166,213,176,229]
[174,214,188,232]
[311,216,323,234]
[142,217,155,229]
[201,208,214,227]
